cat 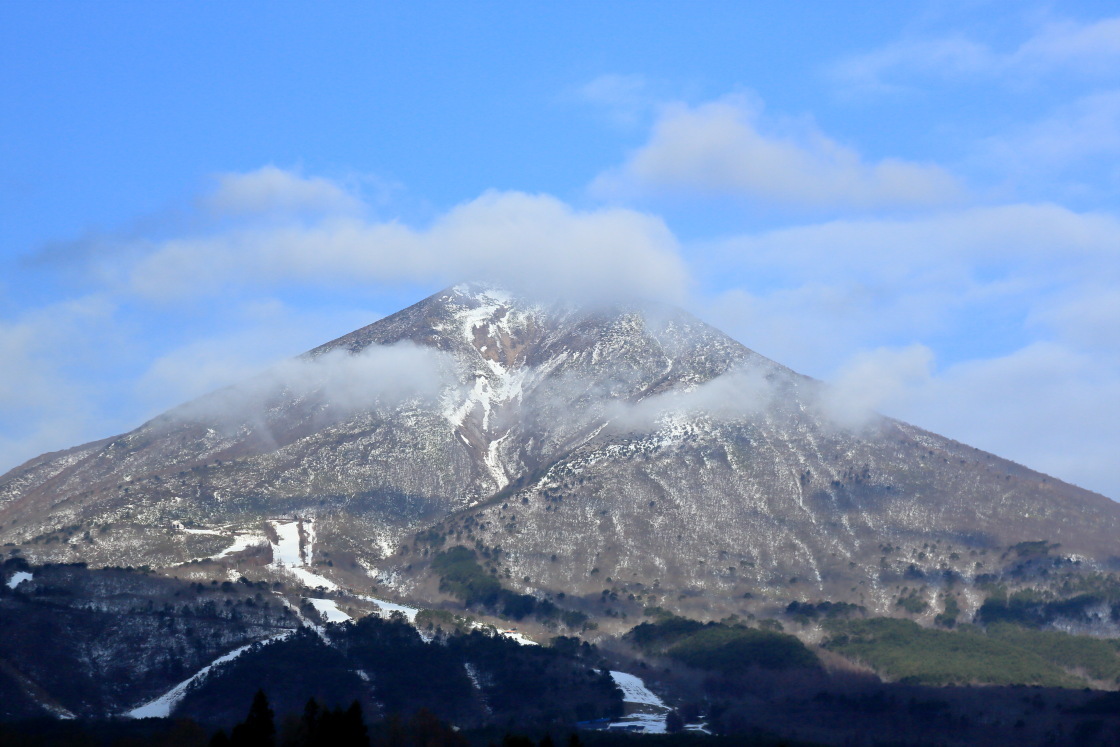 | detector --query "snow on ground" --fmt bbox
[607,671,669,734]
[125,631,294,719]
[6,571,32,589]
[209,533,266,560]
[464,662,484,691]
[285,566,339,591]
[264,525,419,624]
[610,671,666,707]
[275,595,328,641]
[355,594,419,623]
[38,700,75,720]
[464,662,492,715]
[498,629,538,646]
[270,519,338,591]
[266,517,533,641]
[307,598,351,623]
[271,520,304,566]
[484,434,509,490]
[609,711,667,734]
[465,621,537,645]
